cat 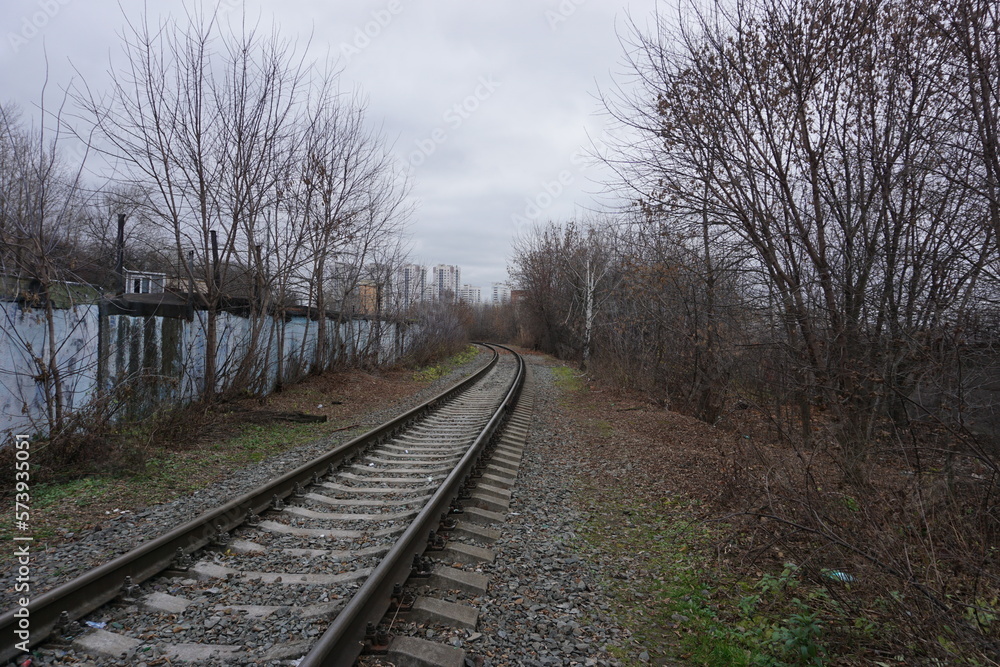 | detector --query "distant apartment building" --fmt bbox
[490,282,511,305]
[398,263,426,307]
[458,284,482,304]
[397,263,484,305]
[430,264,461,303]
